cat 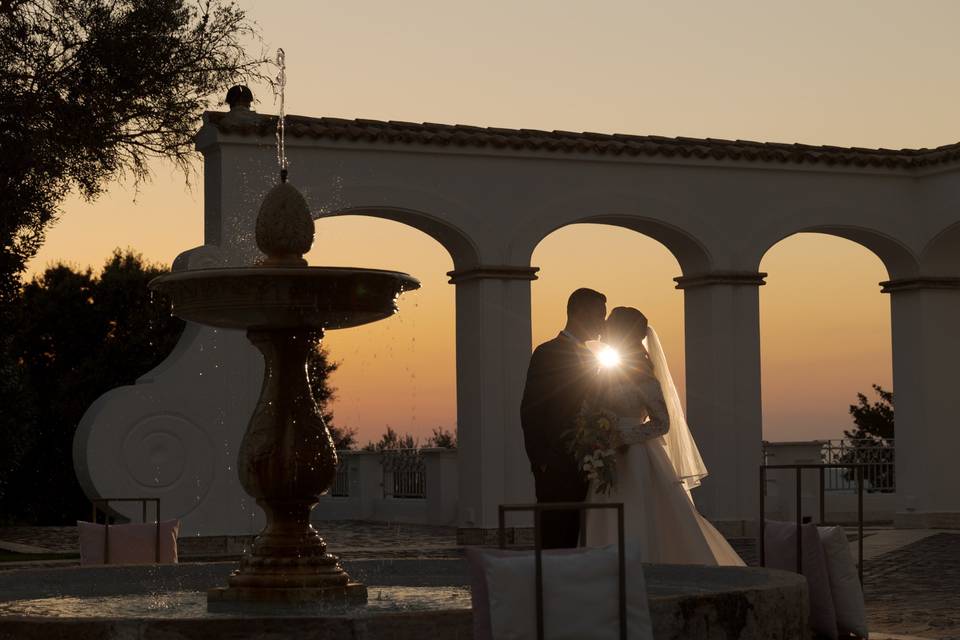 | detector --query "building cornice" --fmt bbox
[204,111,960,171]
[880,277,960,293]
[674,272,768,290]
[447,266,540,284]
